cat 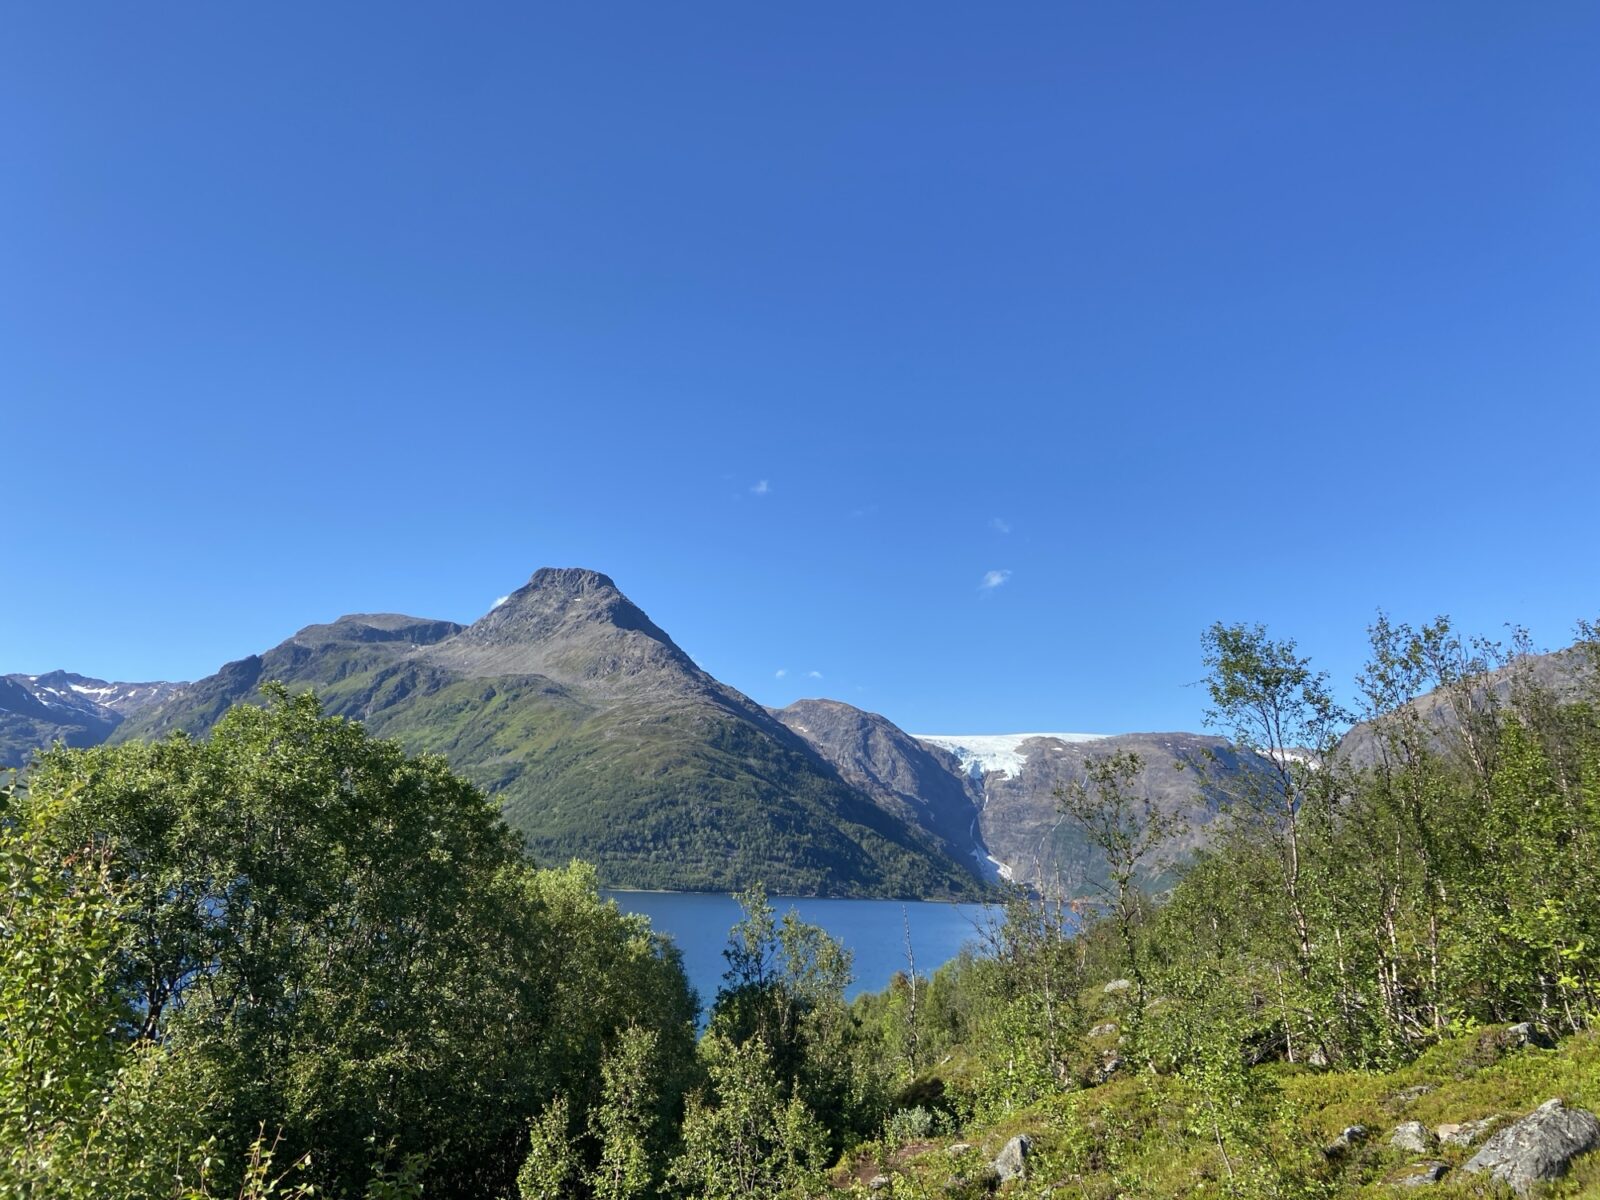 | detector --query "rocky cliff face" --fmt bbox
[775,718,1247,893]
[943,731,1248,891]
